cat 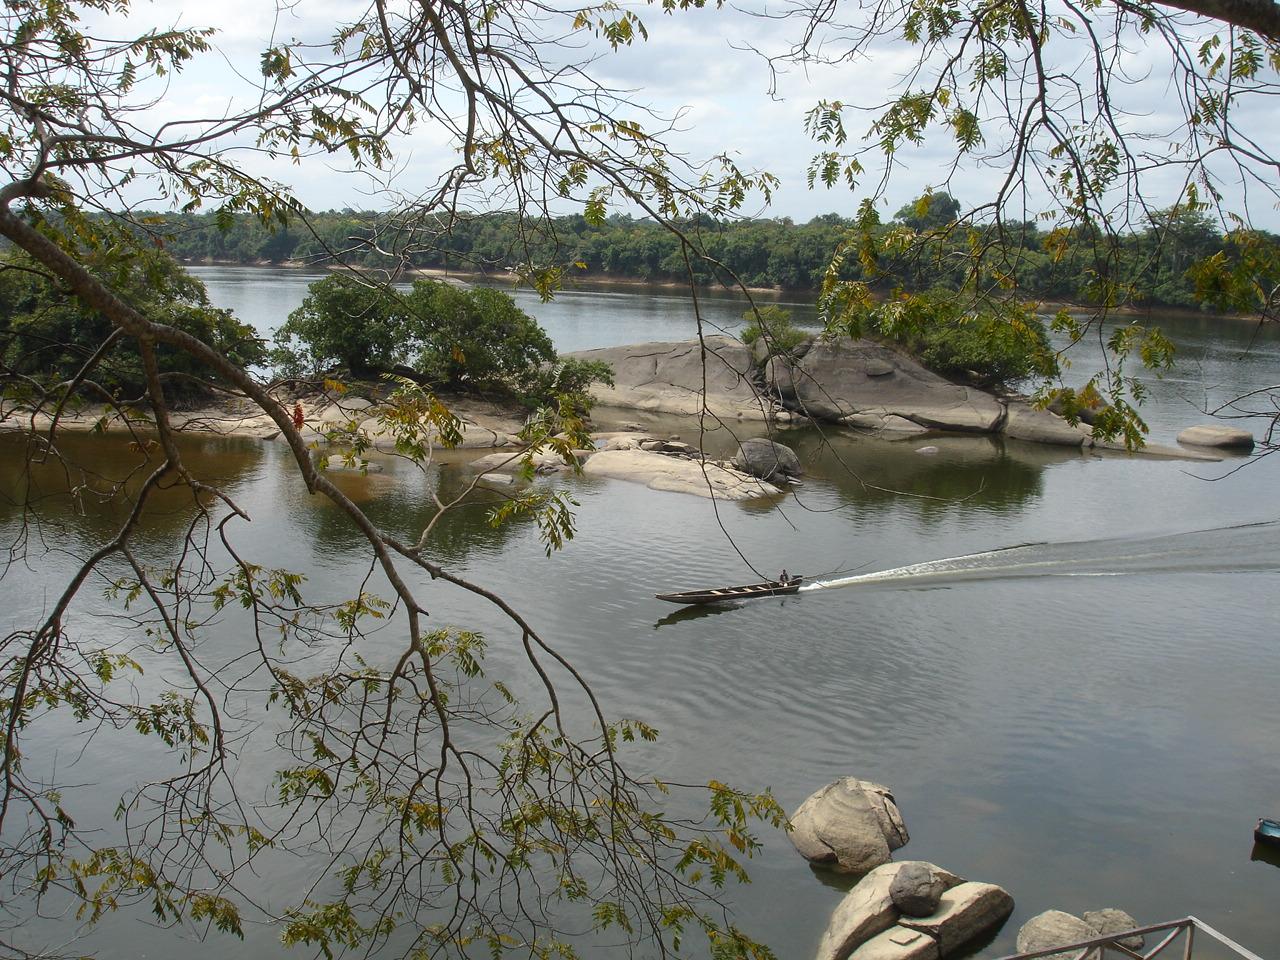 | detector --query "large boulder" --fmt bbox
[572,337,772,420]
[1016,910,1101,960]
[897,882,1015,955]
[1082,909,1144,951]
[789,778,909,873]
[734,438,802,481]
[1177,424,1255,450]
[768,339,1004,432]
[817,863,1004,960]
